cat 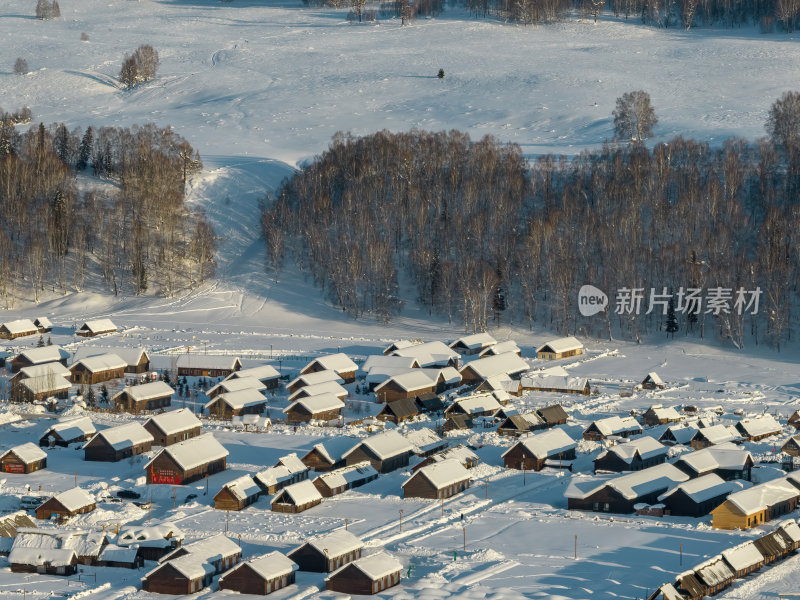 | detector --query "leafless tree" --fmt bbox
[613,90,658,142]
